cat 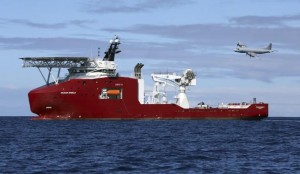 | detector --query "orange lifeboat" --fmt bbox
[107,89,120,95]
